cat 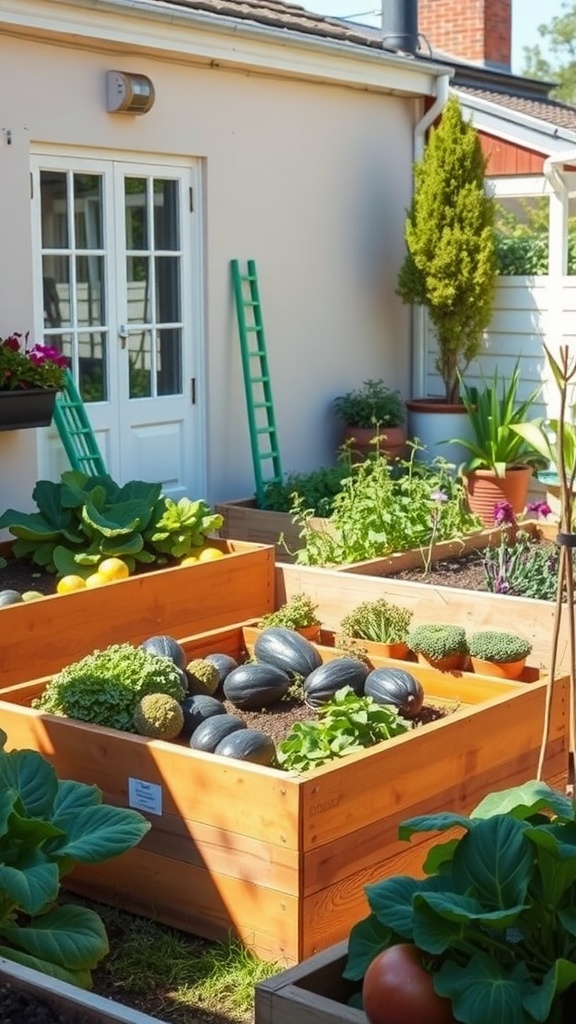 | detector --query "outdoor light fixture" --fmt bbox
[107,71,155,114]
